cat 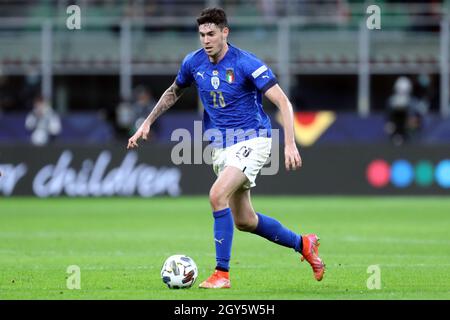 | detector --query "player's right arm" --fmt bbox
[127,81,186,149]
